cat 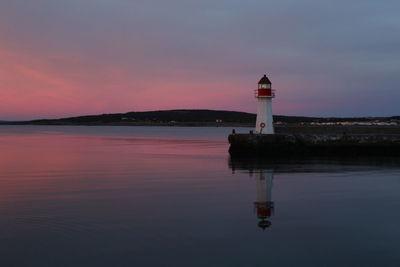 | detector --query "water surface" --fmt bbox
[0,126,399,266]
